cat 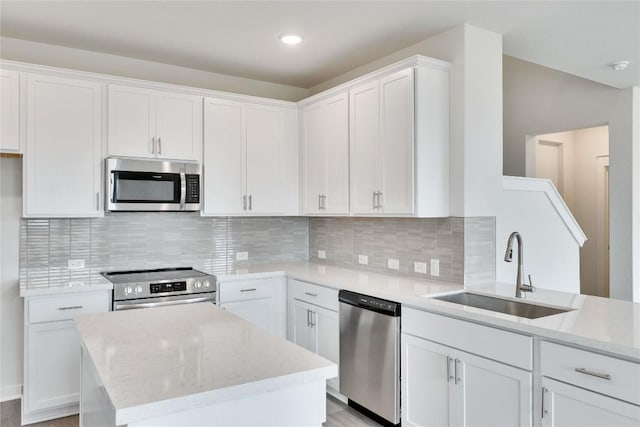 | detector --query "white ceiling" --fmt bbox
[1,1,638,89]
